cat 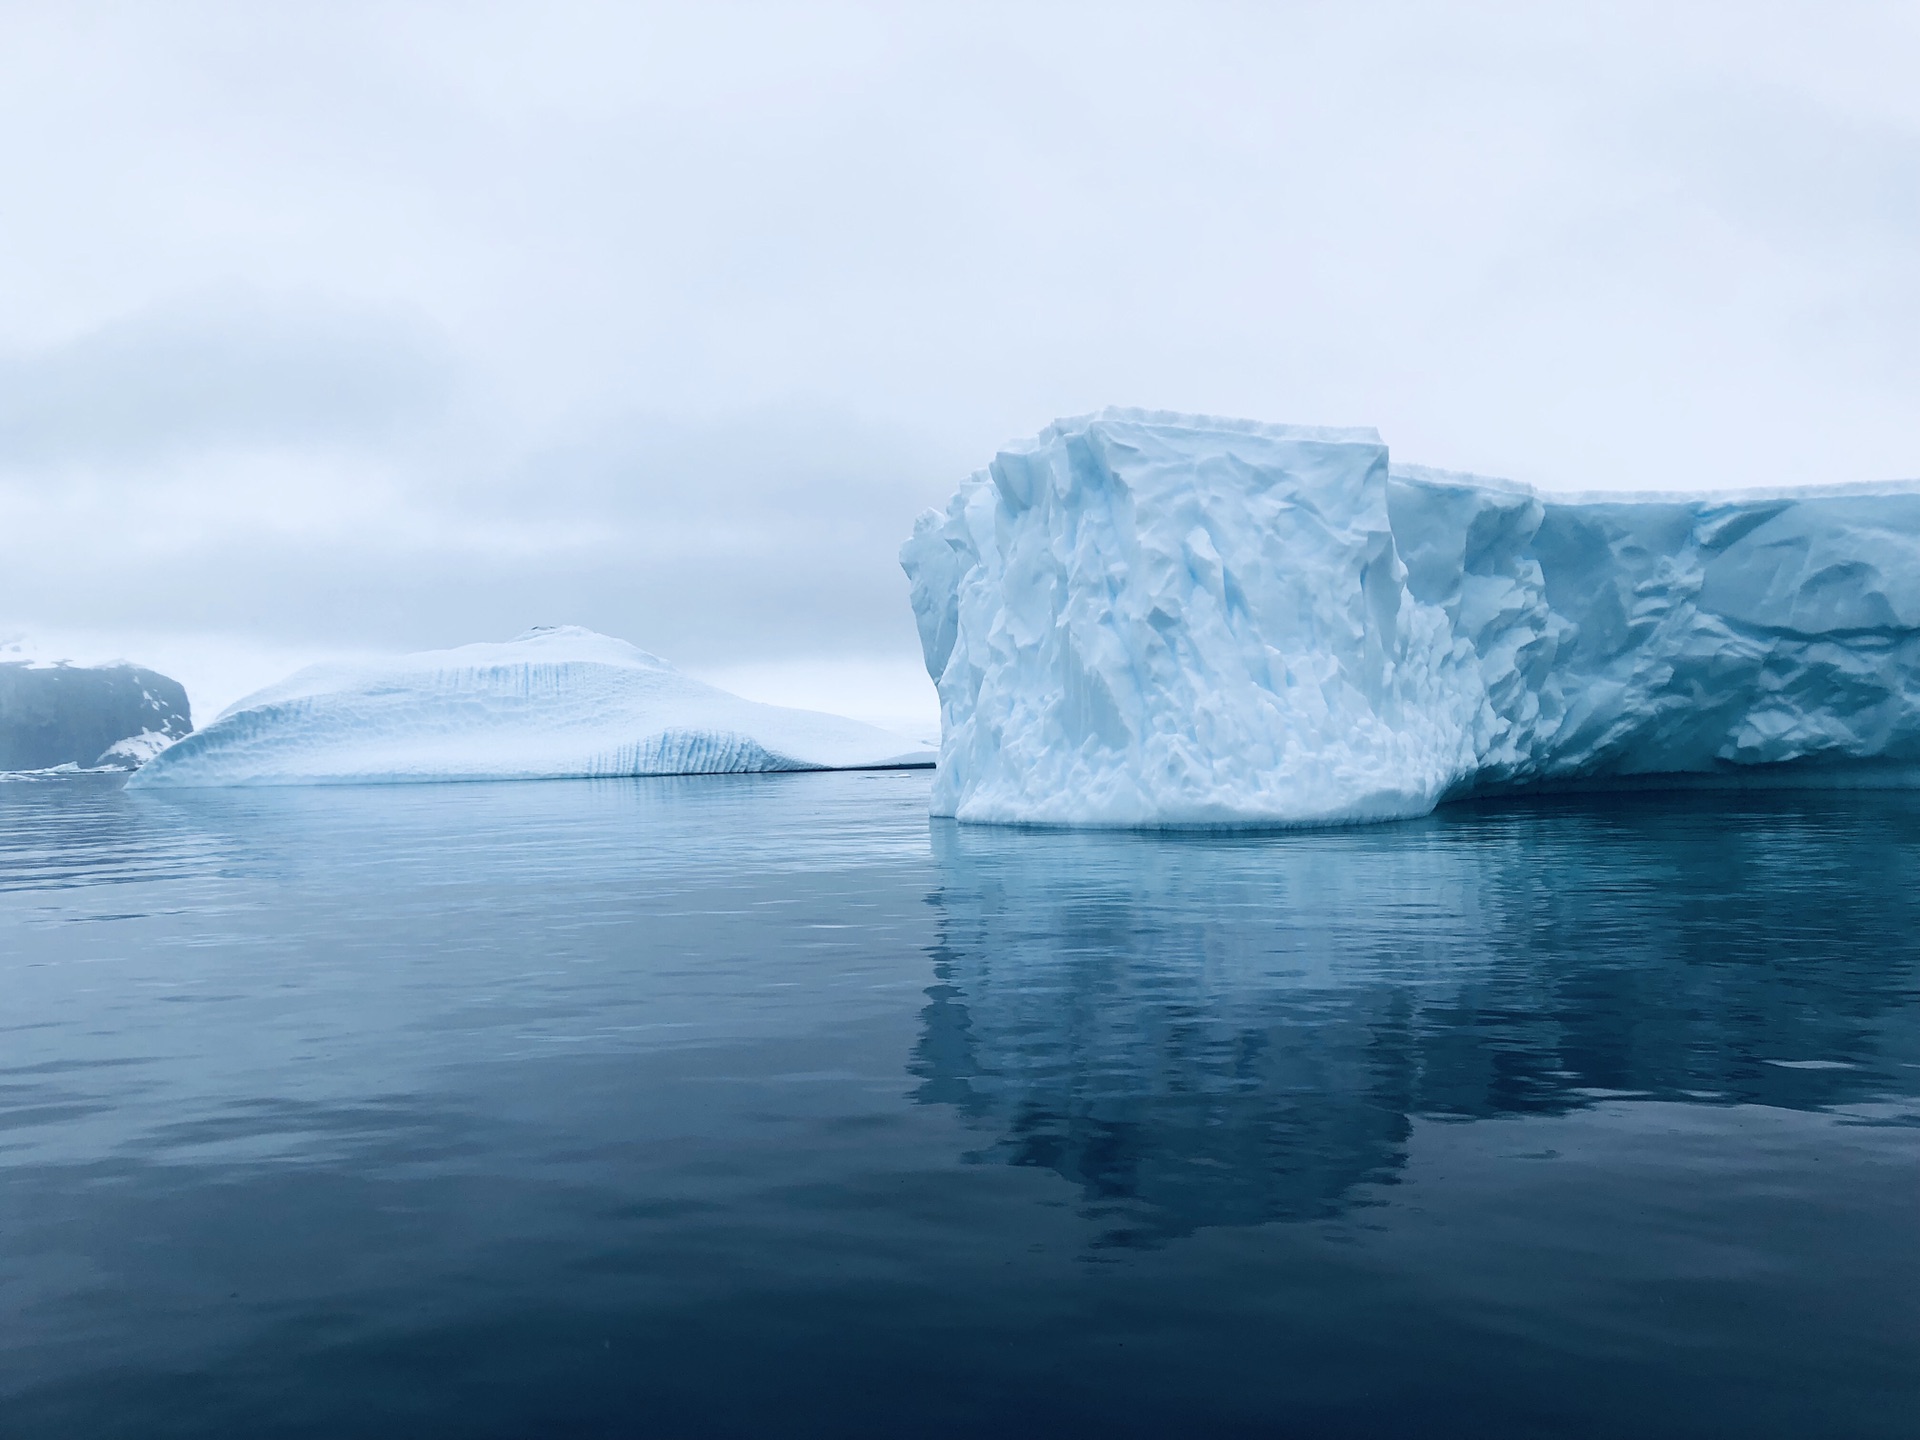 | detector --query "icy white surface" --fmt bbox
[129,627,932,788]
[94,729,181,770]
[902,408,1920,827]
